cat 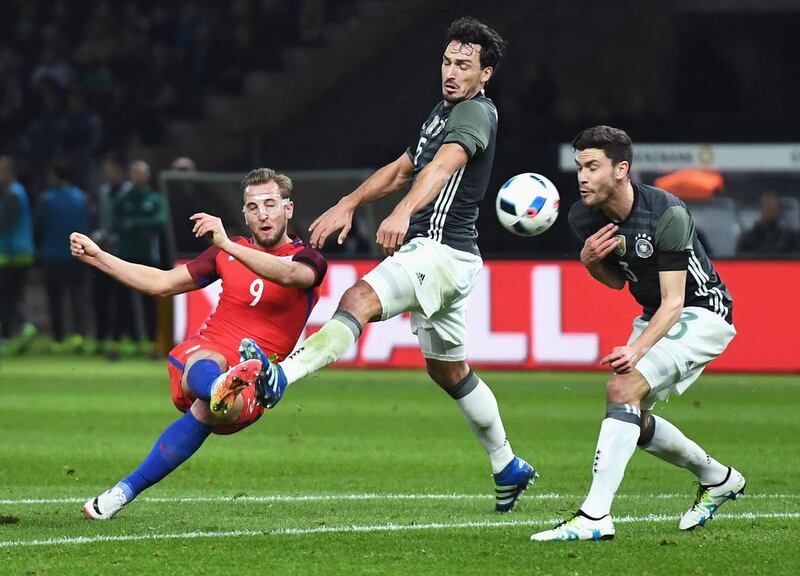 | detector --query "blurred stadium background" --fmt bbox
[1,0,798,366]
